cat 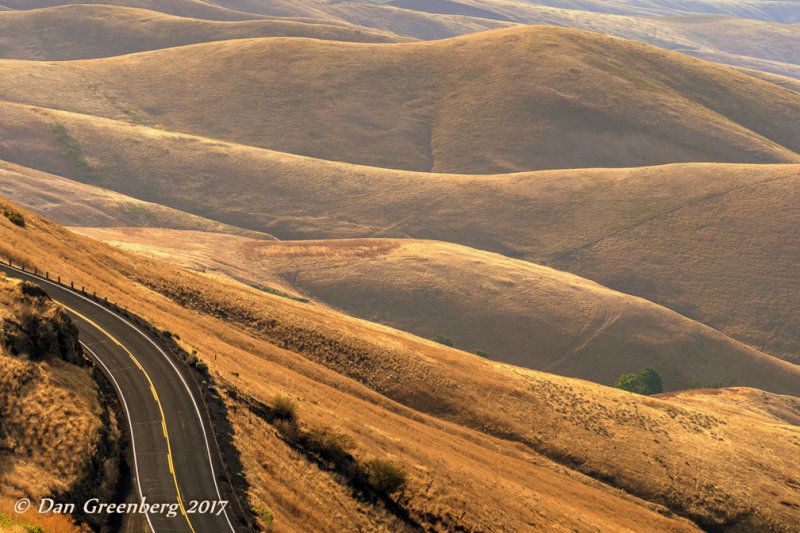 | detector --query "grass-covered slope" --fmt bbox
[72,231,800,396]
[0,0,266,21]
[0,276,123,533]
[2,198,800,530]
[0,5,406,61]
[1,26,800,172]
[1,100,798,364]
